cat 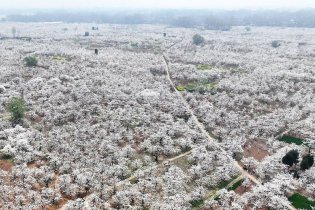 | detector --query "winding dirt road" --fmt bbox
[162,53,296,210]
[81,40,296,210]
